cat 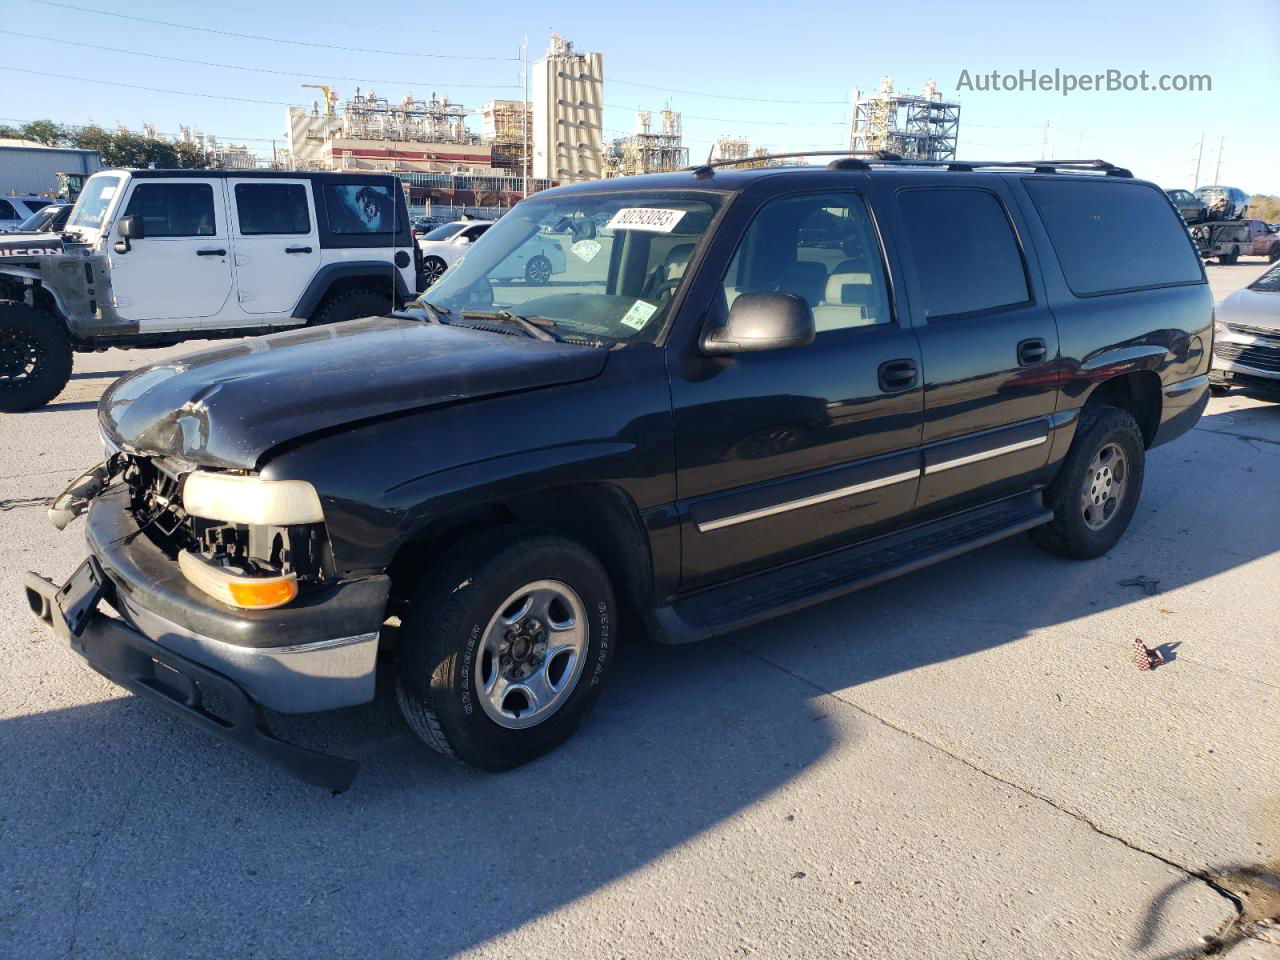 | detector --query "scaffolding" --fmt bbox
[605,109,689,177]
[481,99,532,171]
[850,77,960,161]
[337,88,476,145]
